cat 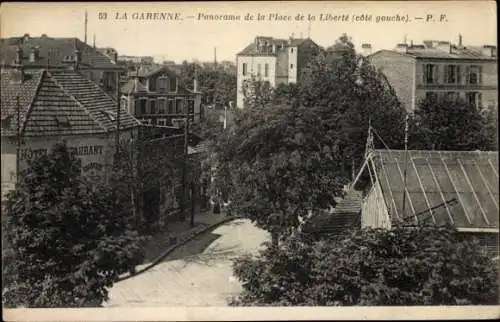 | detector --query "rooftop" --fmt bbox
[0,35,122,70]
[365,149,499,231]
[237,36,318,56]
[370,40,497,60]
[1,69,140,137]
